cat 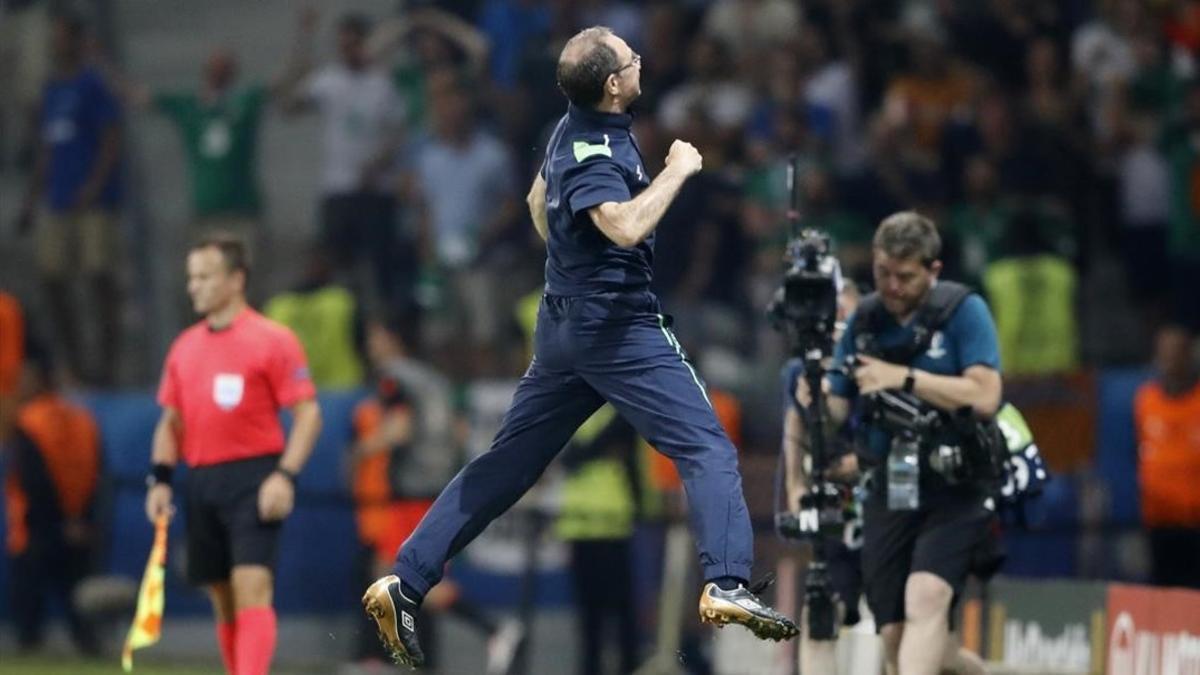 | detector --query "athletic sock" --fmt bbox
[399,580,424,607]
[215,621,237,674]
[711,576,747,591]
[235,607,277,675]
